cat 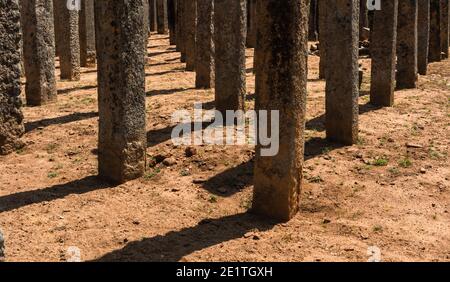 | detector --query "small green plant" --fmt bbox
[373,157,389,167]
[398,158,412,168]
[373,225,383,233]
[48,171,58,179]
[46,143,59,154]
[180,169,191,177]
[144,168,161,180]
